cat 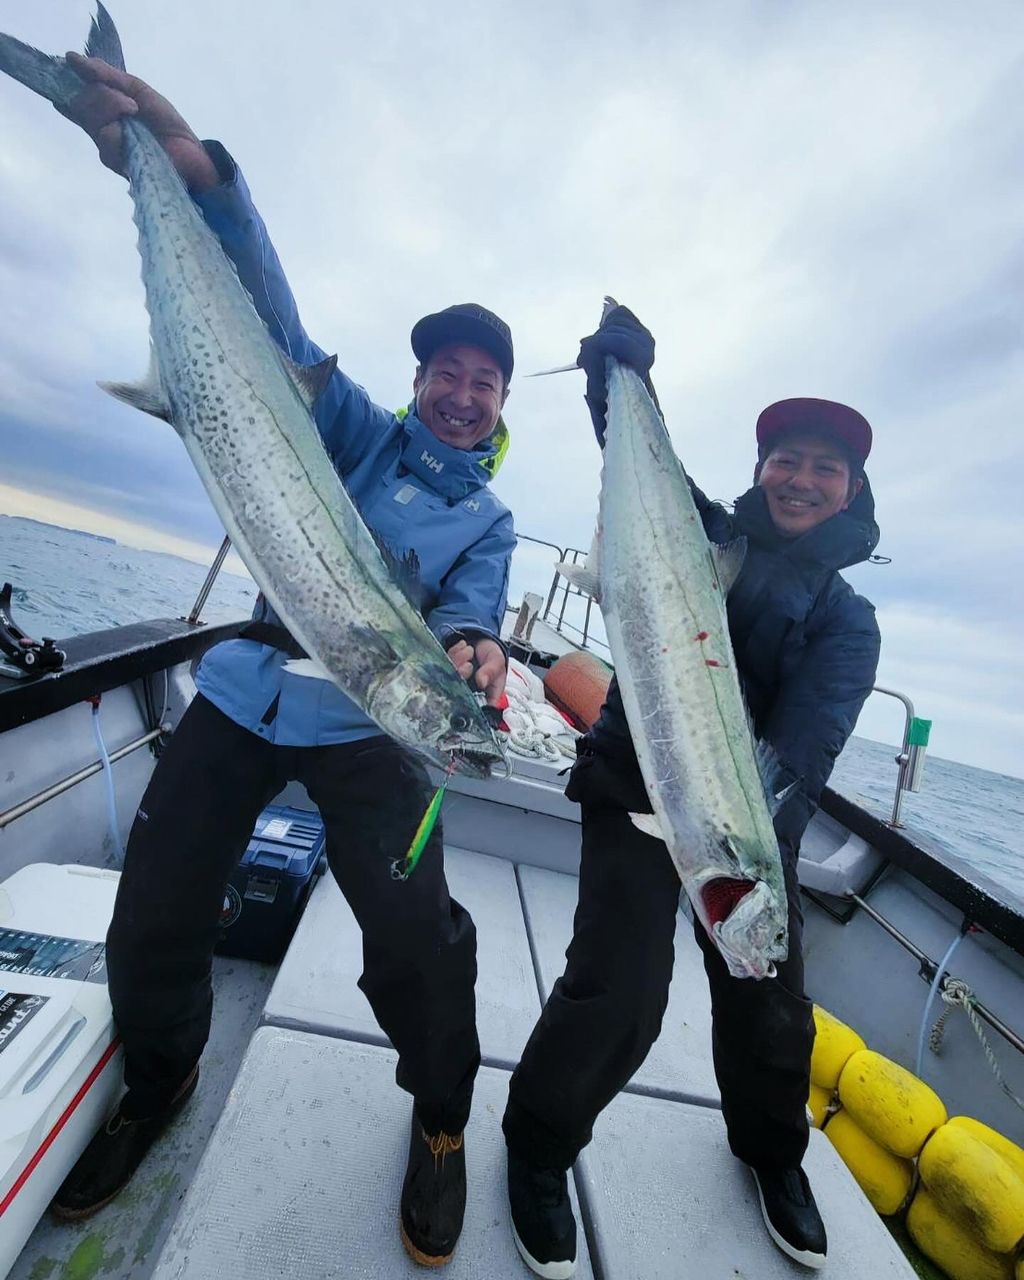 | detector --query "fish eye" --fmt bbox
[450,712,470,732]
[775,930,785,941]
